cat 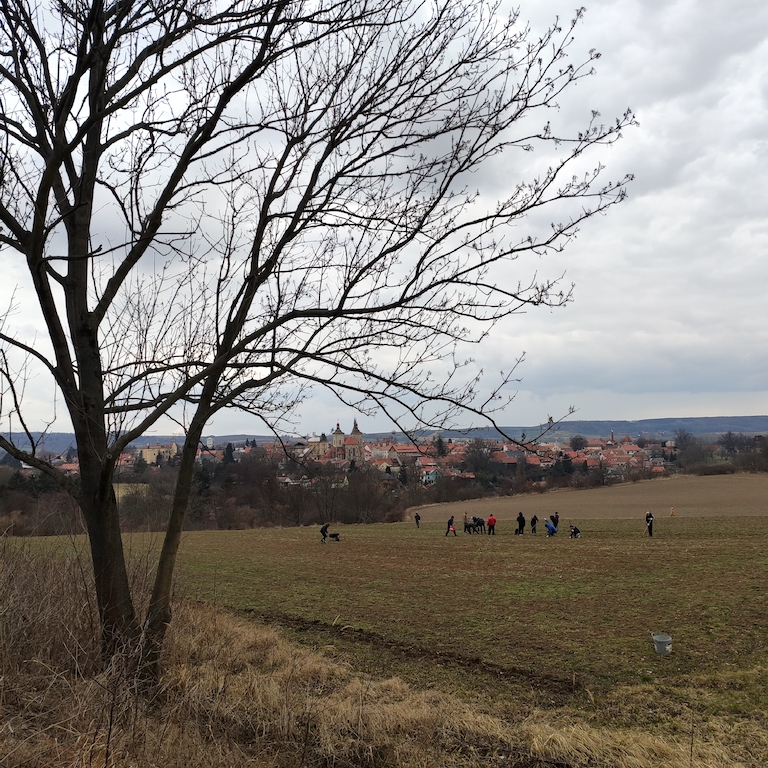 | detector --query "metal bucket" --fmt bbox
[651,633,672,656]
